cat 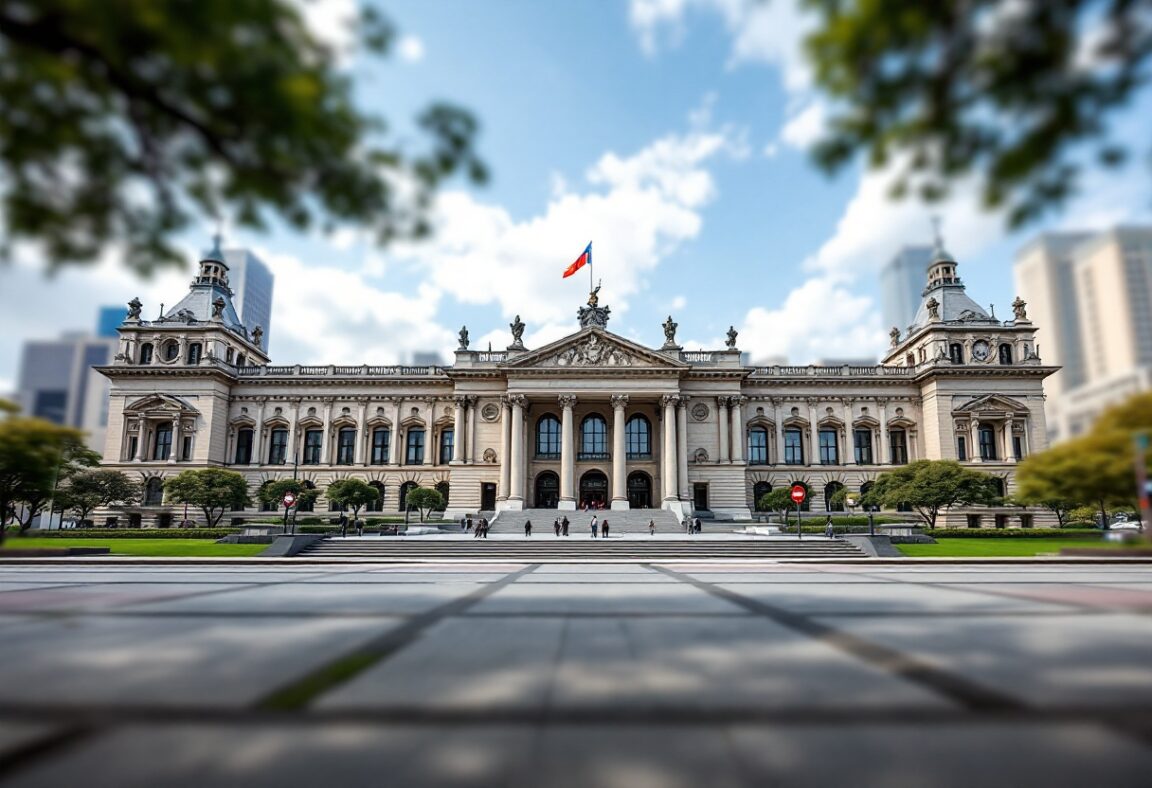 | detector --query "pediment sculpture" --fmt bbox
[547,334,632,367]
